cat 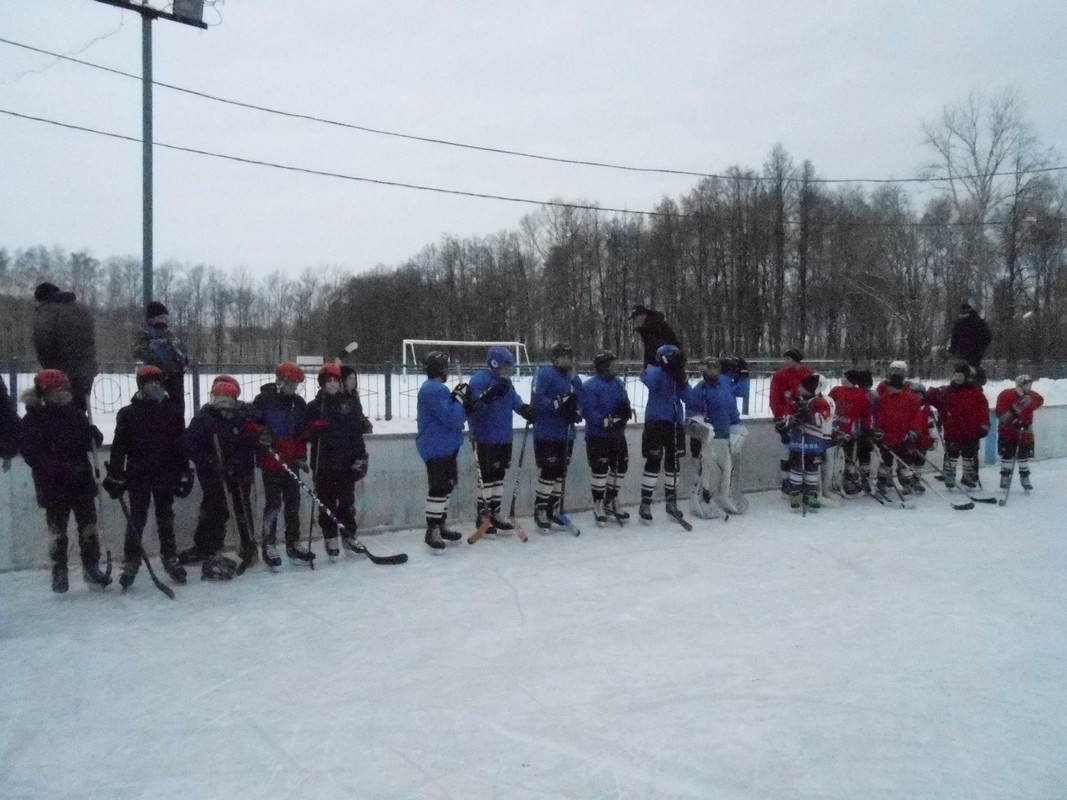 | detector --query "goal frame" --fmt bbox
[401,339,531,373]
